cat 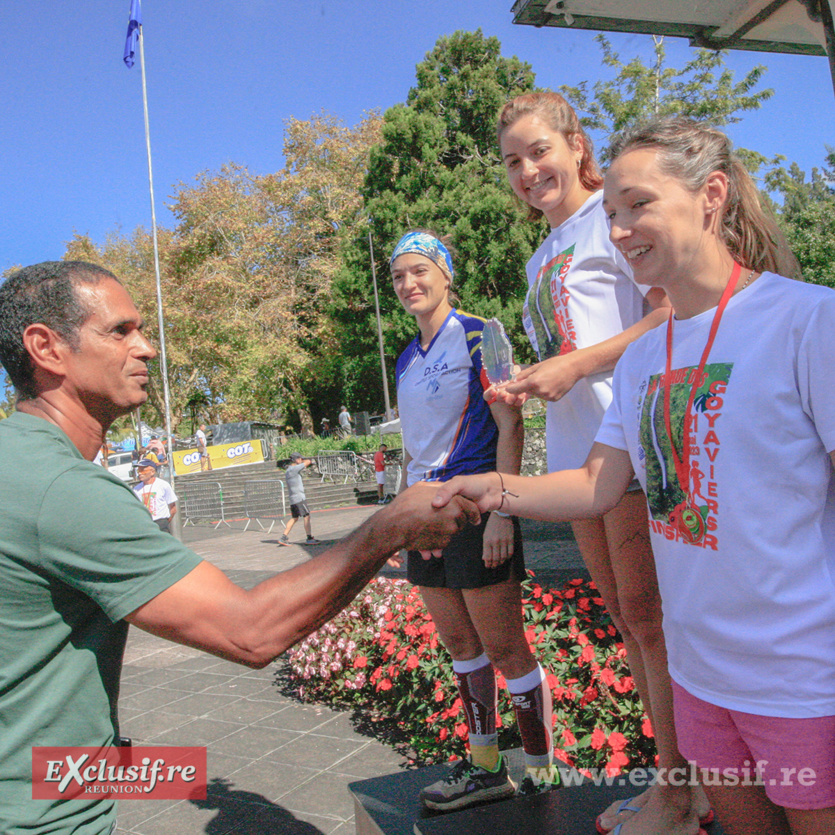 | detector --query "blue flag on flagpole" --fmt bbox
[123,0,142,68]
